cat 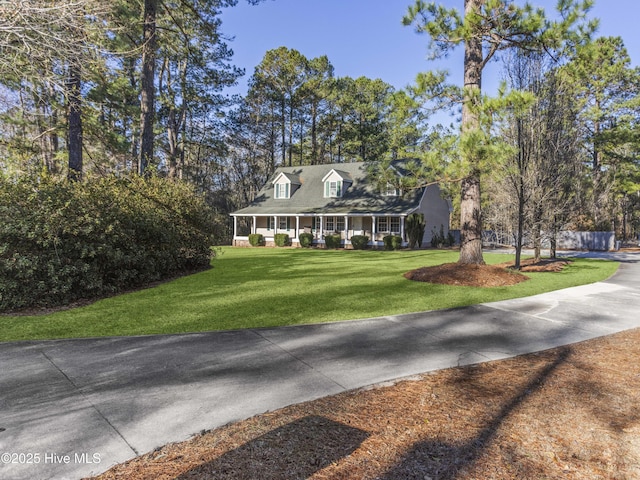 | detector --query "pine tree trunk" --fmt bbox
[311,101,318,164]
[459,174,484,264]
[458,0,485,265]
[288,101,293,167]
[139,0,157,175]
[281,97,286,166]
[67,64,82,182]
